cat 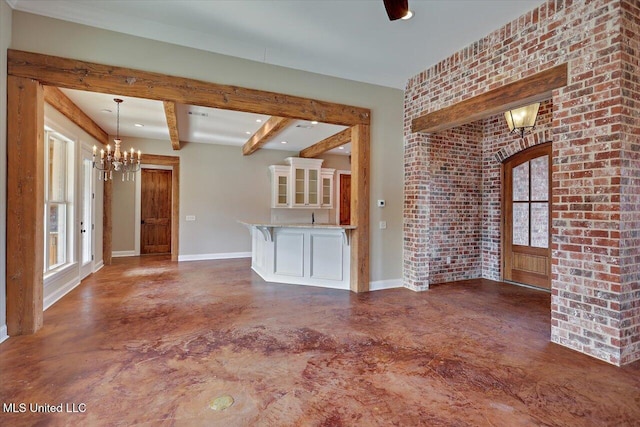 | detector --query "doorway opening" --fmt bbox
[502,142,552,290]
